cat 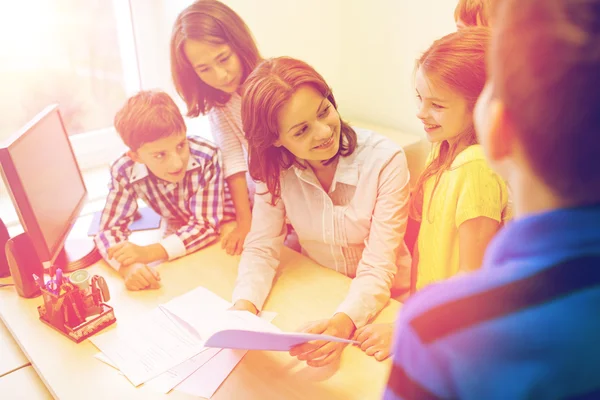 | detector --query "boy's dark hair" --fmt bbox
[114,90,186,151]
[492,0,600,204]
